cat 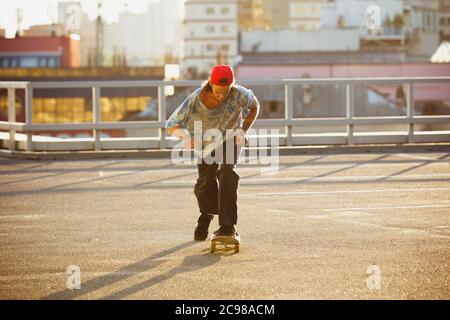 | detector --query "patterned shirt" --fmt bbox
[165,84,257,156]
